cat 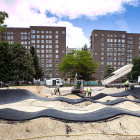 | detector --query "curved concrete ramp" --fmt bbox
[0,89,47,104]
[0,107,140,121]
